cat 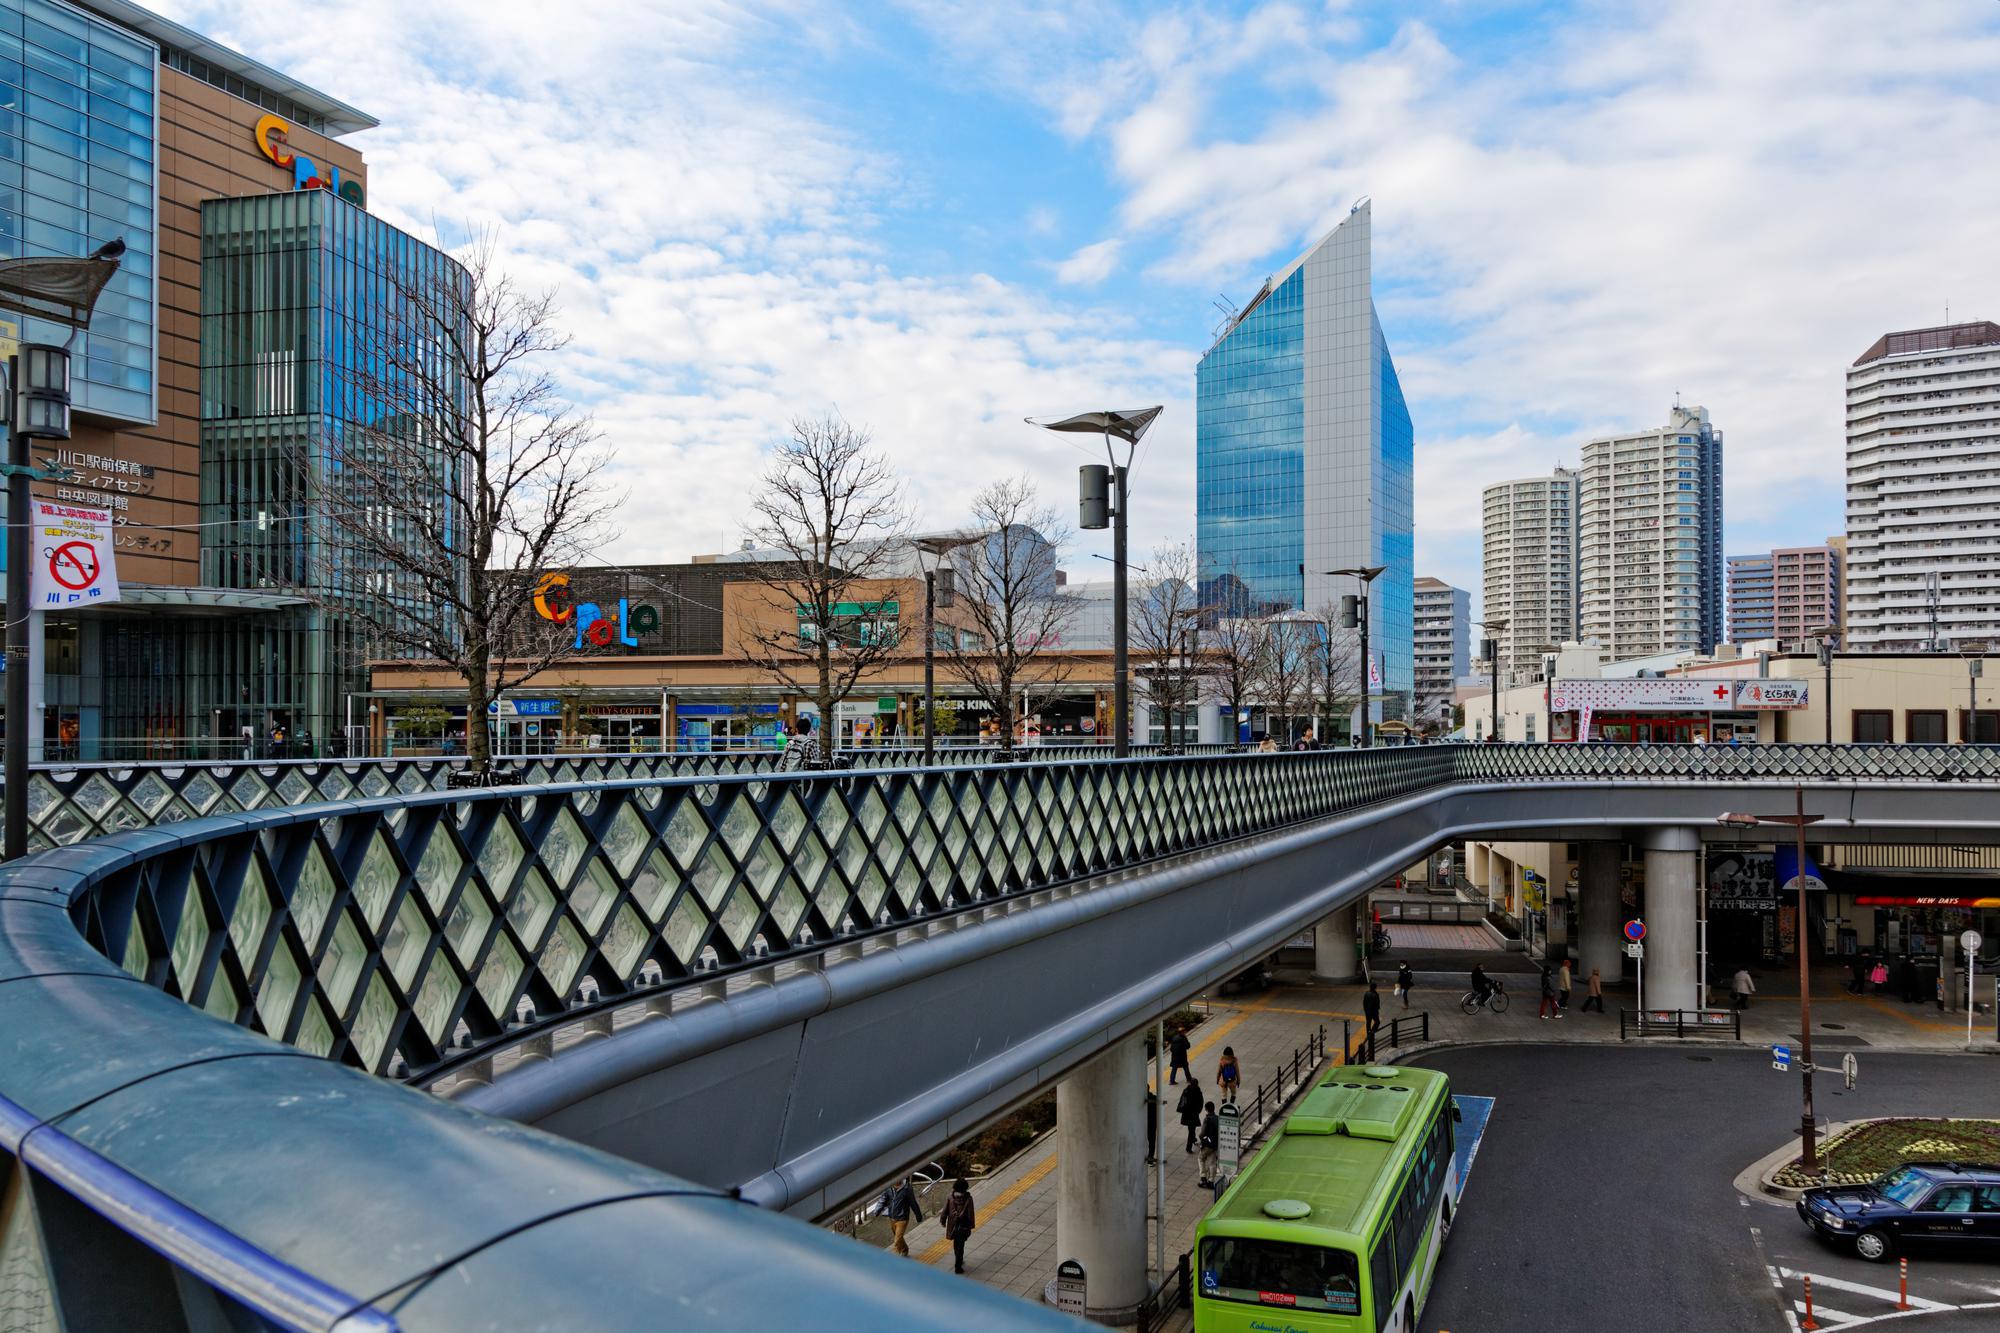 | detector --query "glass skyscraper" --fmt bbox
[1196,201,1414,722]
